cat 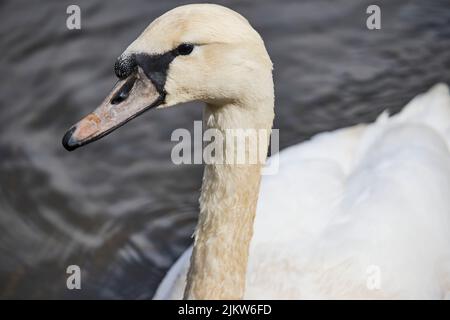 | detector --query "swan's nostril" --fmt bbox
[111,89,129,104]
[118,90,129,100]
[110,76,137,105]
